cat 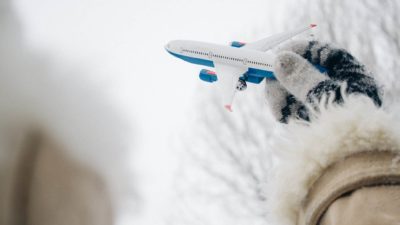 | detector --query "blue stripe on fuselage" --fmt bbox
[166,50,215,67]
[166,50,276,79]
